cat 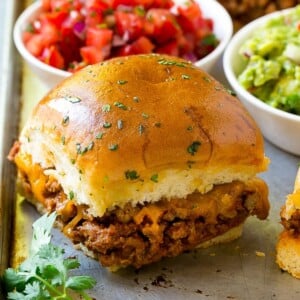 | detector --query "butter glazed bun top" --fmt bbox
[15,54,268,217]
